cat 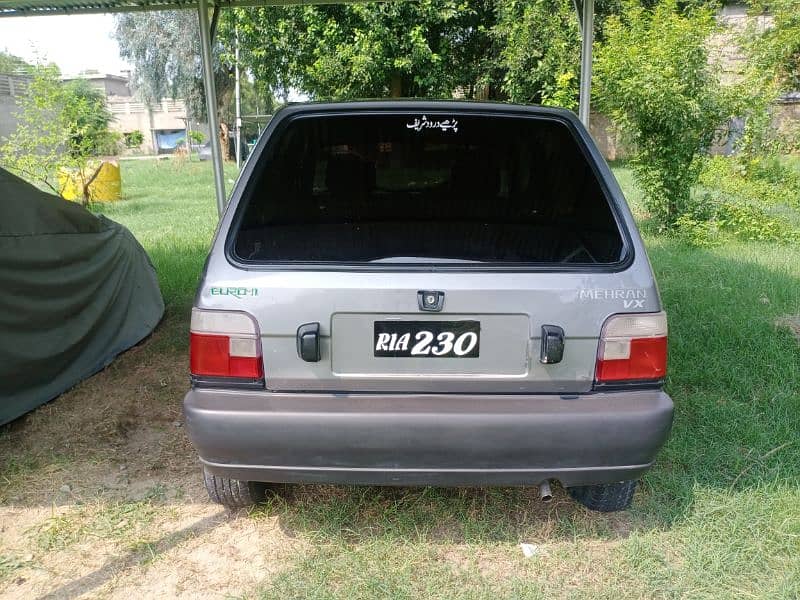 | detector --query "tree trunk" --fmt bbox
[390,74,403,98]
[220,122,230,162]
[81,163,104,207]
